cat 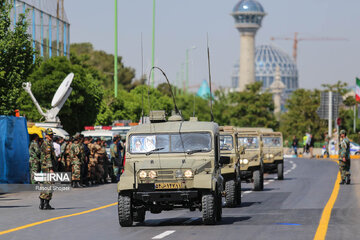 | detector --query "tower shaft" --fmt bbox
[238,32,255,91]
